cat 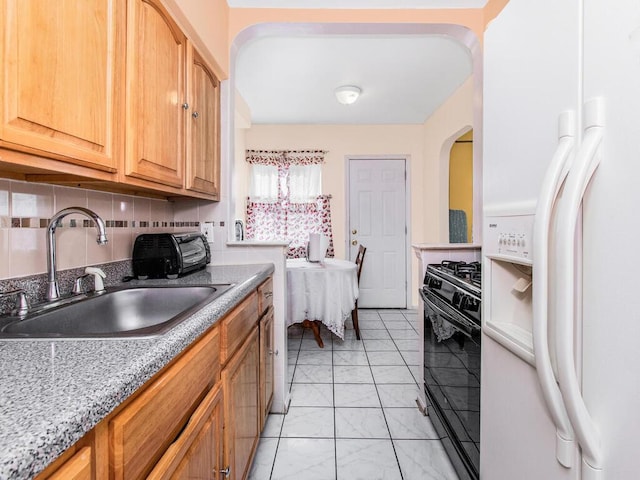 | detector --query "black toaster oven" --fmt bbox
[132,232,211,279]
